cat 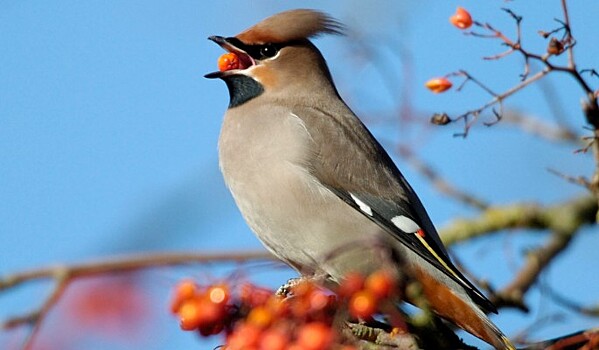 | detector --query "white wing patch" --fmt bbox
[350,193,373,216]
[391,215,420,233]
